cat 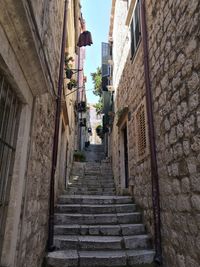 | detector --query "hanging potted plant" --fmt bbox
[66,69,73,79]
[65,53,74,79]
[67,79,77,90]
[77,101,86,112]
[80,118,87,127]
